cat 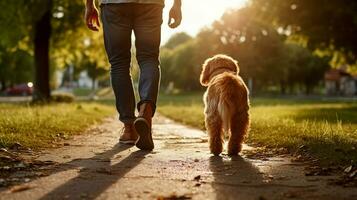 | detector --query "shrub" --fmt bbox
[50,93,75,103]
